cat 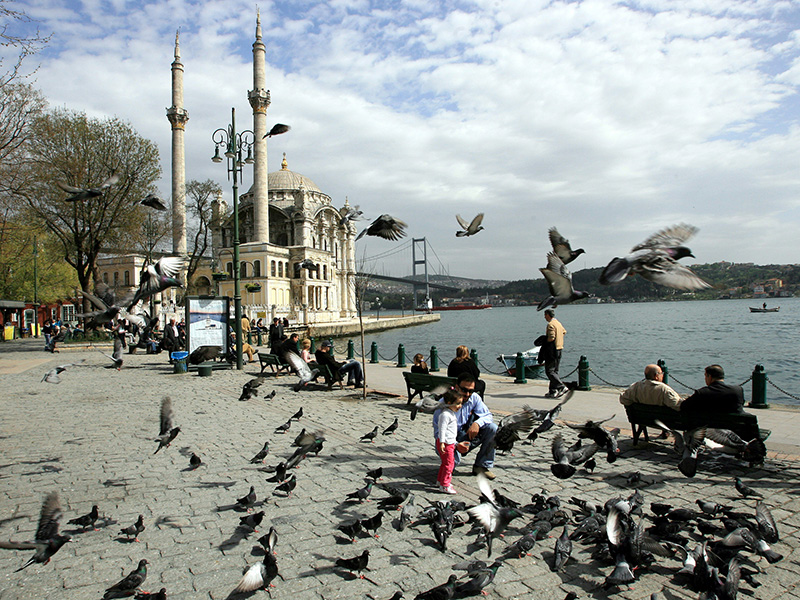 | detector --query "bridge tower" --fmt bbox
[411,238,430,309]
